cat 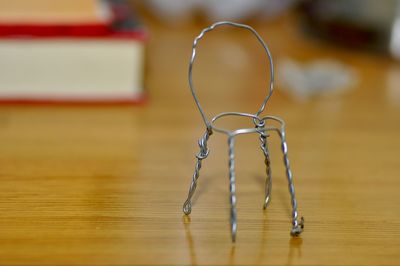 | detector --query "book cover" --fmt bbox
[0,0,147,104]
